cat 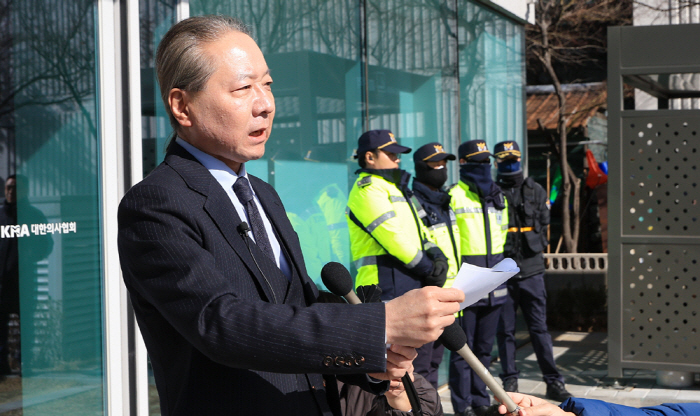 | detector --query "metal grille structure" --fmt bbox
[608,24,700,377]
[621,243,698,363]
[622,116,699,236]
